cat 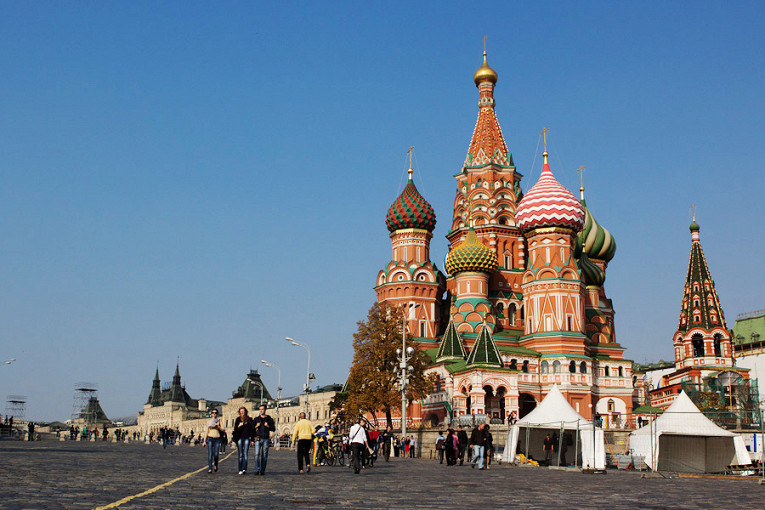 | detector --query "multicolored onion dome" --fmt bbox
[577,198,616,262]
[578,252,605,287]
[385,171,437,233]
[445,228,498,274]
[516,158,585,232]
